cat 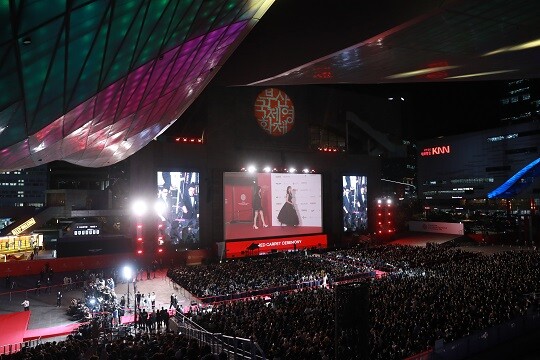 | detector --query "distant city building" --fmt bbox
[500,79,540,124]
[0,165,47,208]
[417,121,540,206]
[381,140,417,200]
